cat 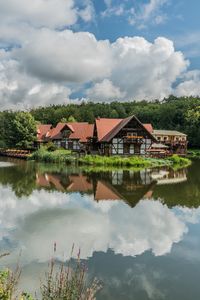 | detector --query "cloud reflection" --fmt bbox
[0,185,189,265]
